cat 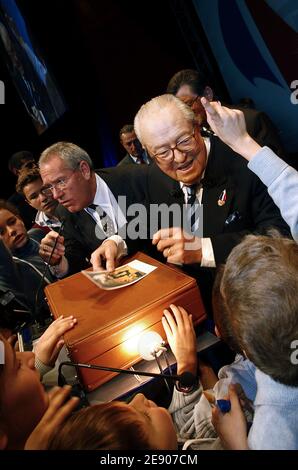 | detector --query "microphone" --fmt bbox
[58,361,197,390]
[34,219,65,318]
